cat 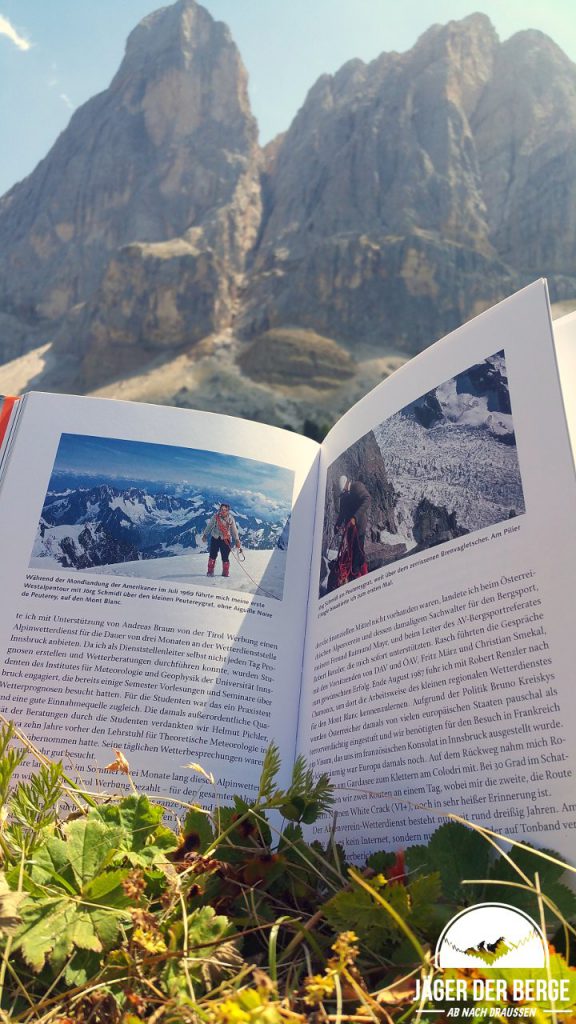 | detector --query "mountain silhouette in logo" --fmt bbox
[462,936,512,964]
